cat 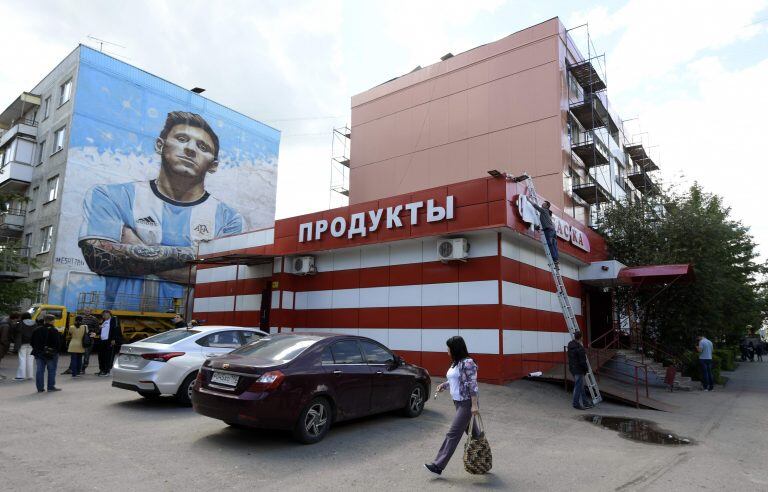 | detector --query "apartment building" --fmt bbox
[0,45,280,309]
